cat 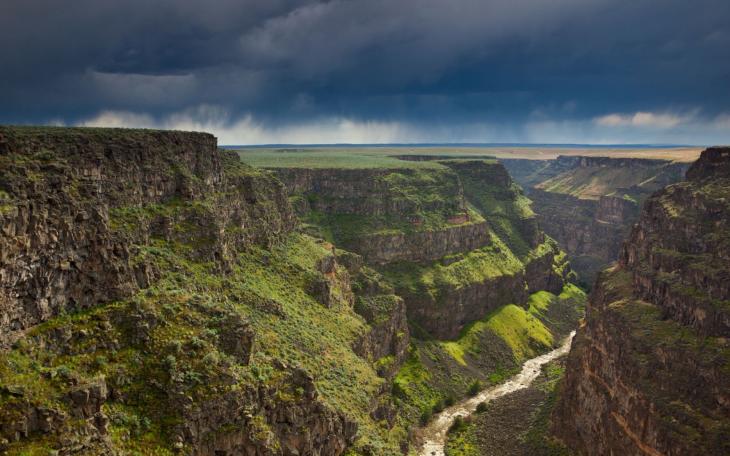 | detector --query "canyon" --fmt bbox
[0,128,584,455]
[552,147,730,455]
[1,127,727,456]
[502,156,689,286]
